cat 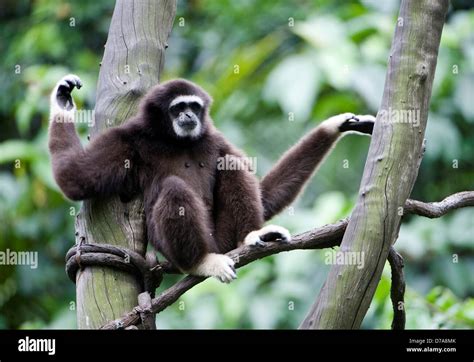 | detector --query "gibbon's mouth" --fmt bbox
[173,118,202,138]
[178,119,198,130]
